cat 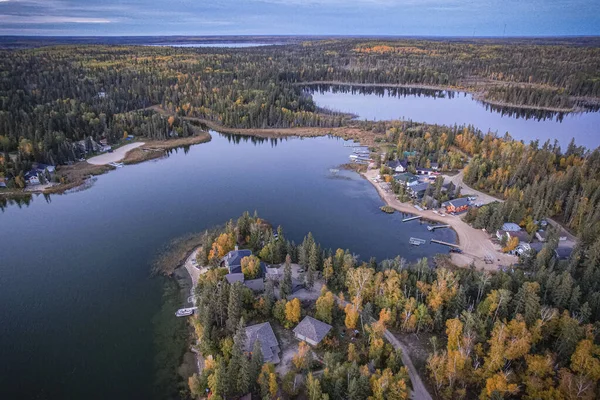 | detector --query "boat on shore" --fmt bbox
[175,307,196,317]
[108,162,124,168]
